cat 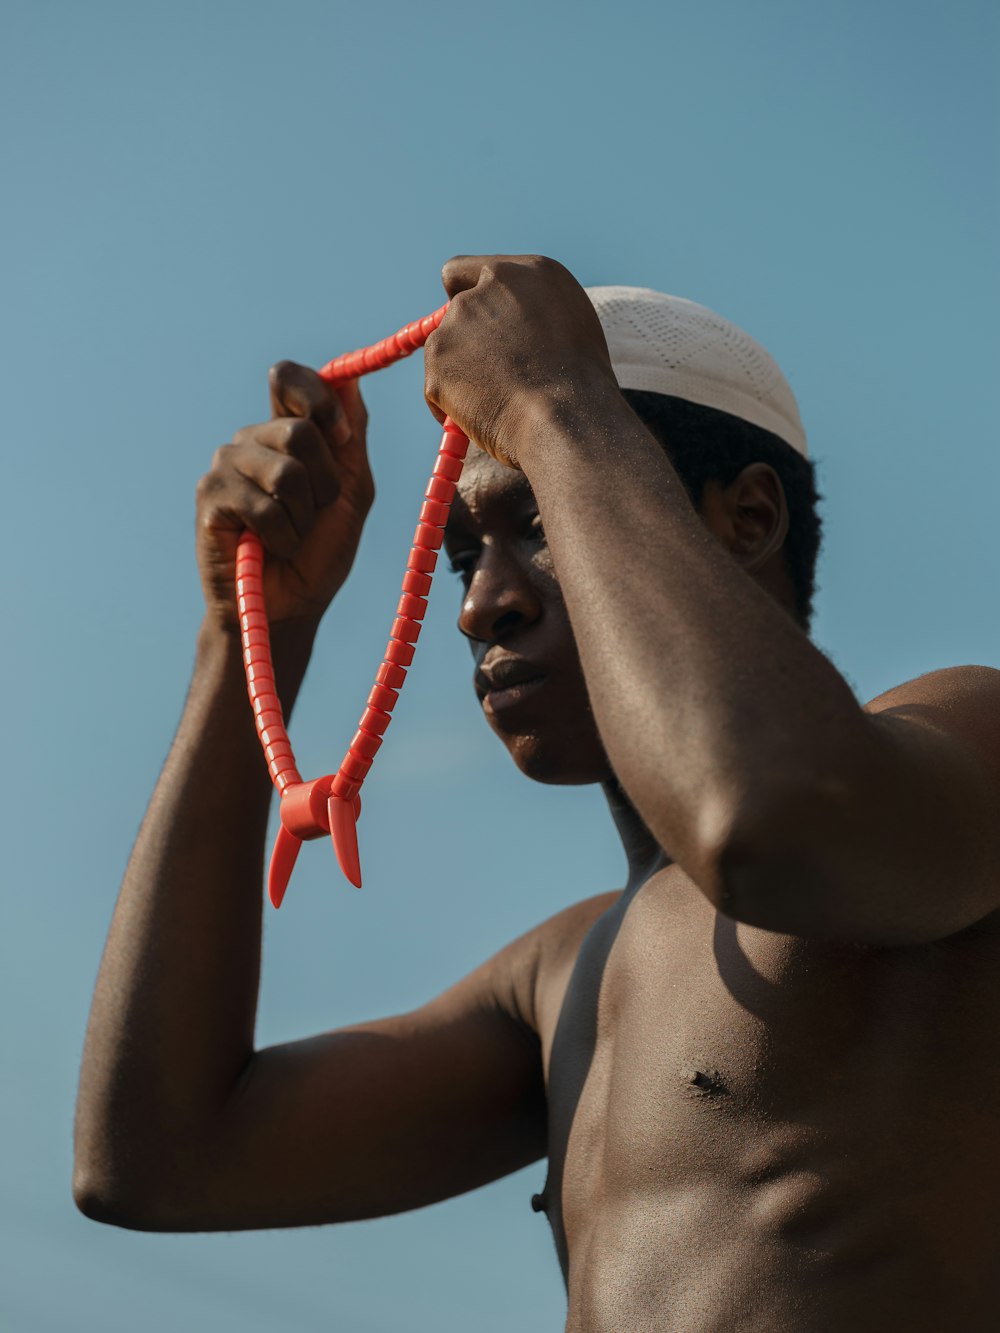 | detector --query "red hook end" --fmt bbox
[328,794,362,889]
[268,824,303,909]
